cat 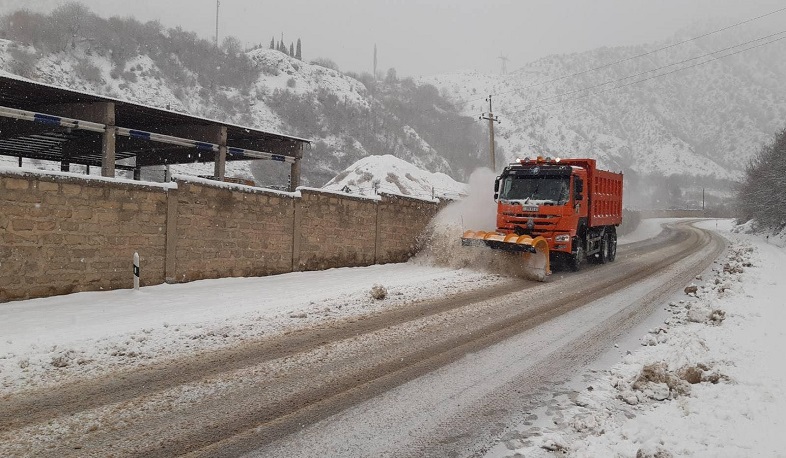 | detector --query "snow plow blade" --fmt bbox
[461,230,551,280]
